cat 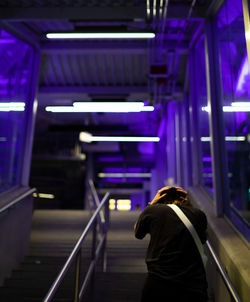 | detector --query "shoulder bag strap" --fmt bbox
[167,204,206,265]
